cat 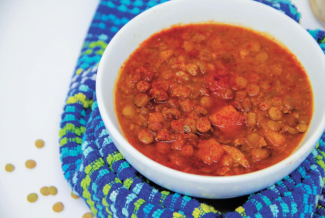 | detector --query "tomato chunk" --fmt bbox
[209,105,244,135]
[197,139,225,165]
